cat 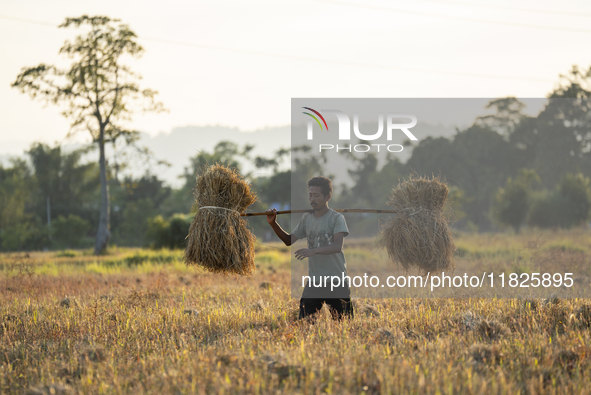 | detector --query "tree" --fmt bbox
[407,125,520,231]
[550,65,591,99]
[177,141,254,213]
[476,97,526,138]
[527,192,565,230]
[511,66,591,189]
[528,173,591,229]
[146,214,192,249]
[51,214,91,248]
[180,141,252,190]
[493,169,540,233]
[253,170,291,207]
[27,143,61,233]
[0,159,33,232]
[341,140,380,208]
[12,15,165,254]
[110,173,171,246]
[26,143,100,234]
[251,147,291,207]
[558,173,591,227]
[0,159,45,251]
